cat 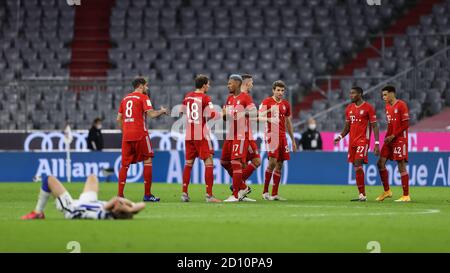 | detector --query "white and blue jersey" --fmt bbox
[55,191,114,220]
